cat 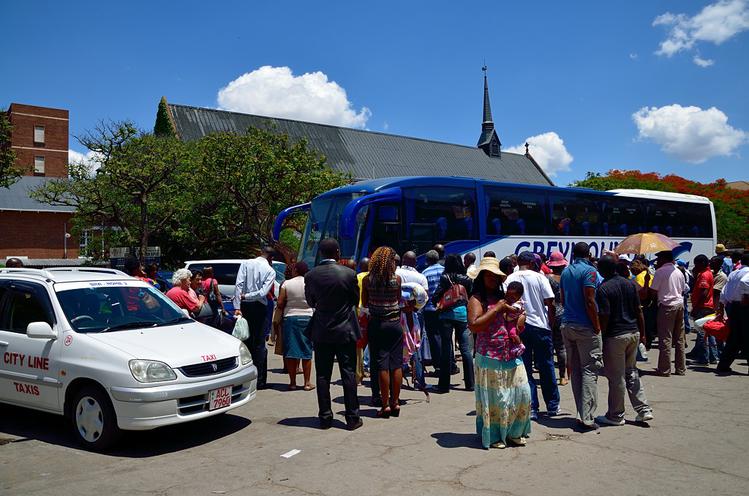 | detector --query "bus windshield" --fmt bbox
[299,193,362,266]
